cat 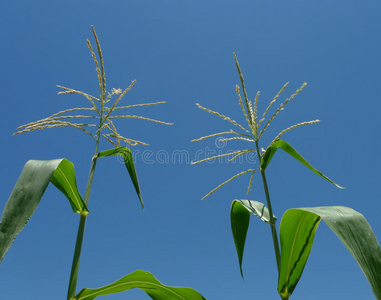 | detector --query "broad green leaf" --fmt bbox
[277,209,320,298]
[0,159,87,263]
[261,140,344,189]
[71,270,207,300]
[96,147,143,209]
[278,206,381,299]
[231,200,275,278]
